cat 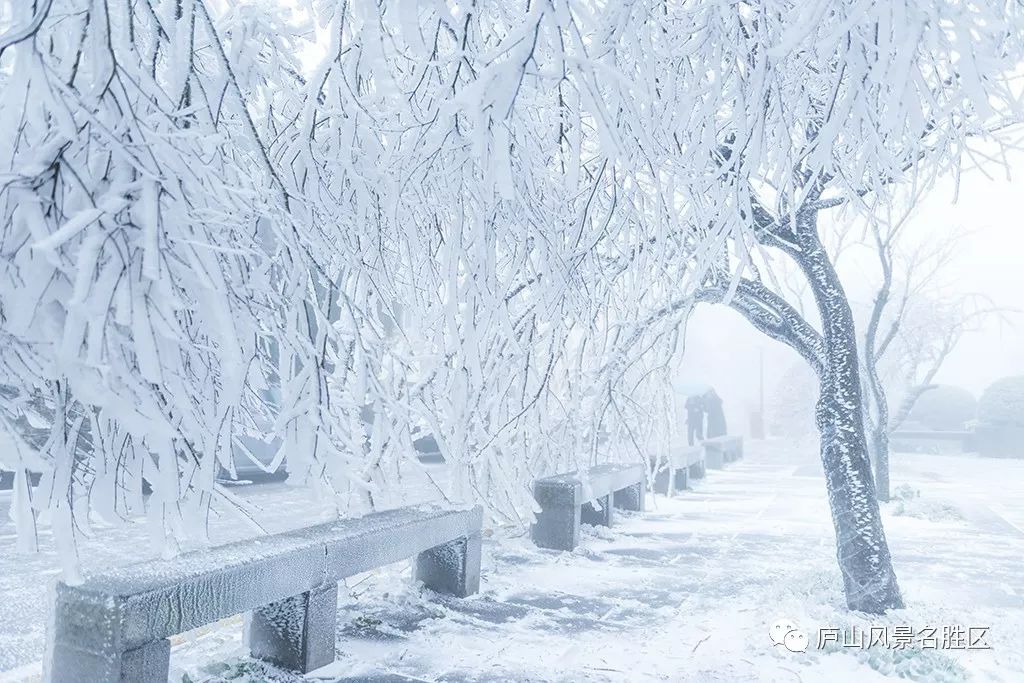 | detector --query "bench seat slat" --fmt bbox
[52,504,482,663]
[534,463,644,503]
[531,463,645,551]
